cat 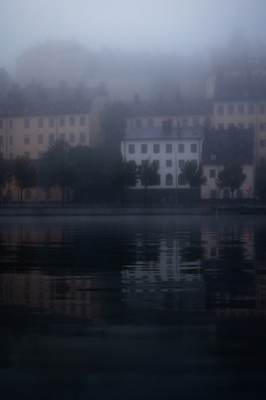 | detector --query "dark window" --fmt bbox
[217,105,224,115]
[59,133,65,141]
[228,105,234,115]
[38,118,43,128]
[248,123,255,130]
[166,174,173,186]
[166,144,172,153]
[147,118,154,127]
[238,123,244,129]
[153,144,160,153]
[210,154,217,161]
[141,144,147,153]
[69,116,75,126]
[166,160,172,167]
[24,118,30,128]
[49,117,54,127]
[210,169,216,178]
[193,117,199,126]
[191,143,197,153]
[259,104,266,114]
[178,144,184,153]
[128,144,135,154]
[181,117,188,127]
[24,135,30,145]
[204,117,211,127]
[69,132,75,143]
[9,136,13,146]
[9,120,13,129]
[49,134,55,145]
[259,123,266,131]
[153,160,160,168]
[179,159,185,168]
[80,132,85,143]
[59,117,65,127]
[238,104,244,114]
[80,116,85,126]
[228,123,235,129]
[178,173,186,185]
[248,104,254,114]
[260,139,266,147]
[38,134,43,144]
